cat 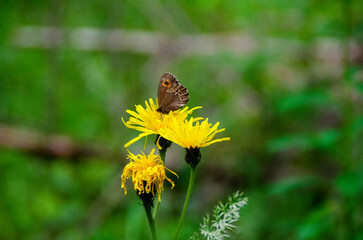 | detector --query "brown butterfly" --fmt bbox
[157,72,189,114]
